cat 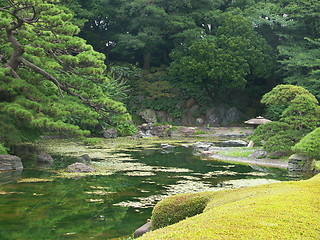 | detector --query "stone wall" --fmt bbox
[137,99,244,126]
